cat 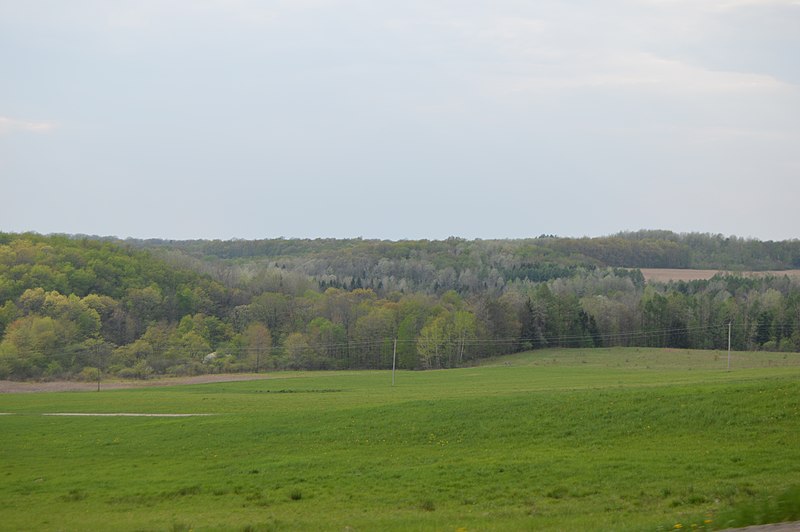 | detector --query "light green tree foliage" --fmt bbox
[0,300,18,338]
[124,285,163,335]
[176,285,215,317]
[77,337,113,376]
[41,291,101,342]
[396,314,421,369]
[171,330,210,361]
[581,295,632,345]
[284,332,314,369]
[453,310,478,362]
[245,266,317,296]
[17,287,46,315]
[5,233,800,379]
[351,306,396,368]
[163,315,215,370]
[176,313,232,347]
[0,315,60,378]
[82,293,119,324]
[417,313,450,369]
[242,322,272,371]
[83,293,132,345]
[319,288,377,332]
[0,276,16,304]
[22,264,67,293]
[121,322,175,373]
[395,294,435,369]
[306,317,346,364]
[0,289,102,378]
[416,307,477,369]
